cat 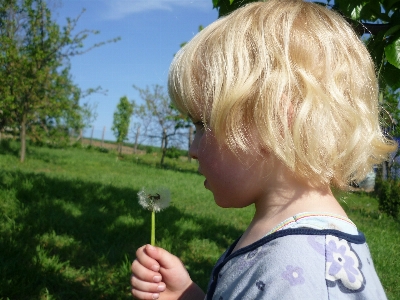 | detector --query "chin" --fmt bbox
[213,196,230,208]
[215,202,232,208]
[213,197,247,209]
